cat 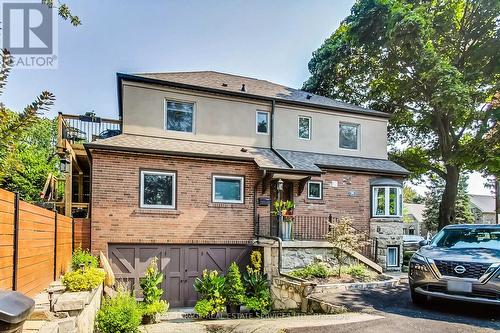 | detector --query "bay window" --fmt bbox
[372,186,402,217]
